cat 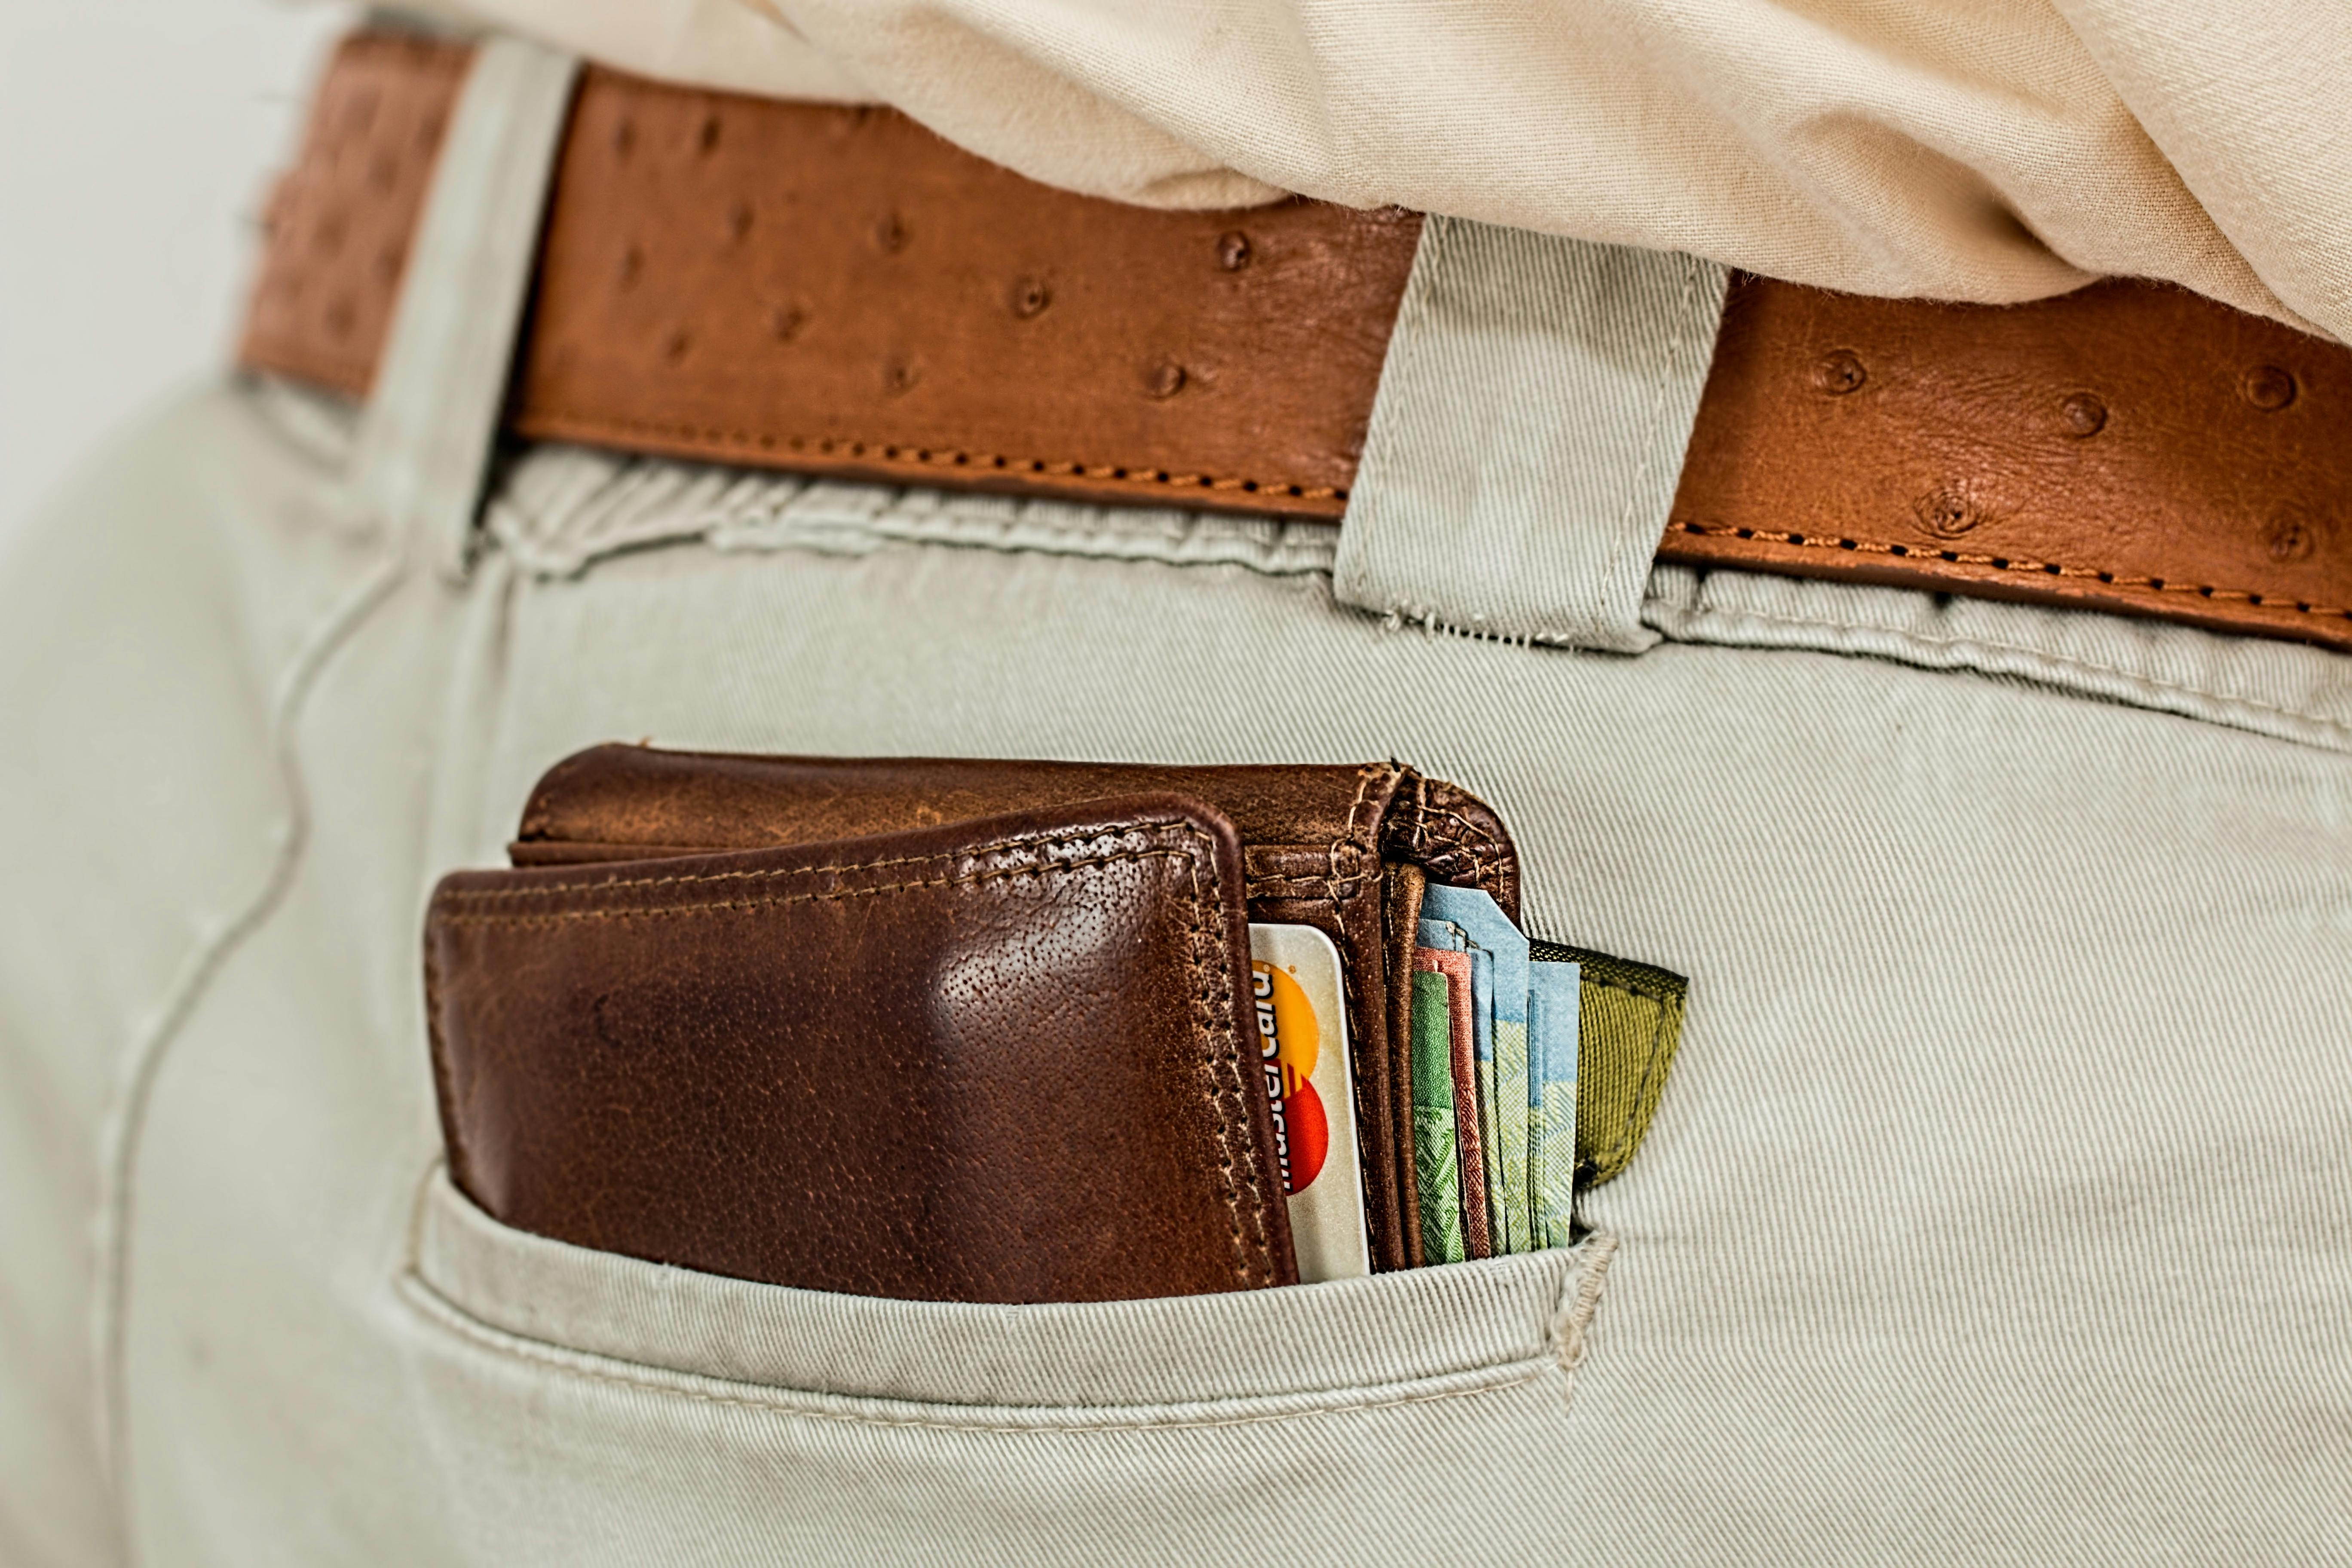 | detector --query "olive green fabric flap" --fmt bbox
[1531,939,1688,1187]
